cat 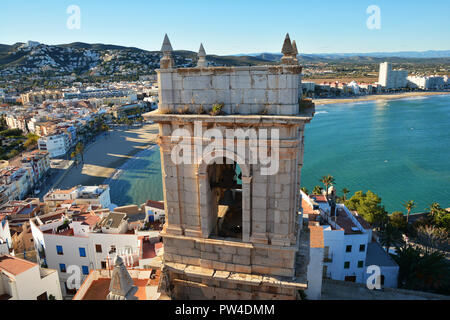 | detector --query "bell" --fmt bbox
[220,189,234,206]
